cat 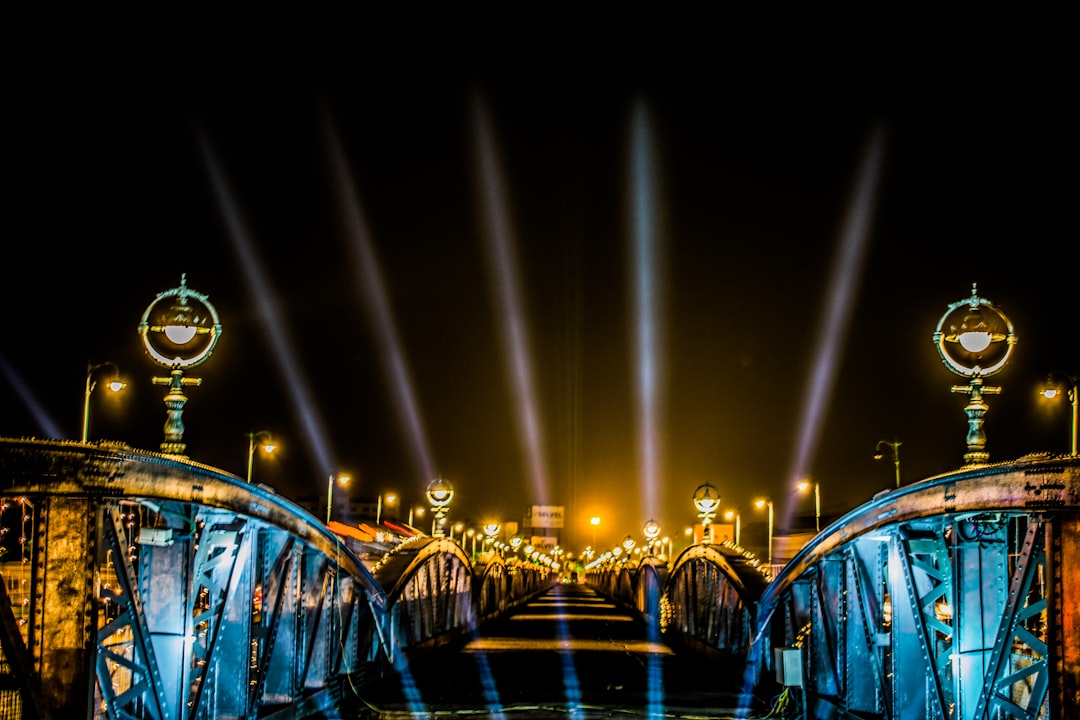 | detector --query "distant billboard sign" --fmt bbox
[531,535,558,550]
[525,505,564,529]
